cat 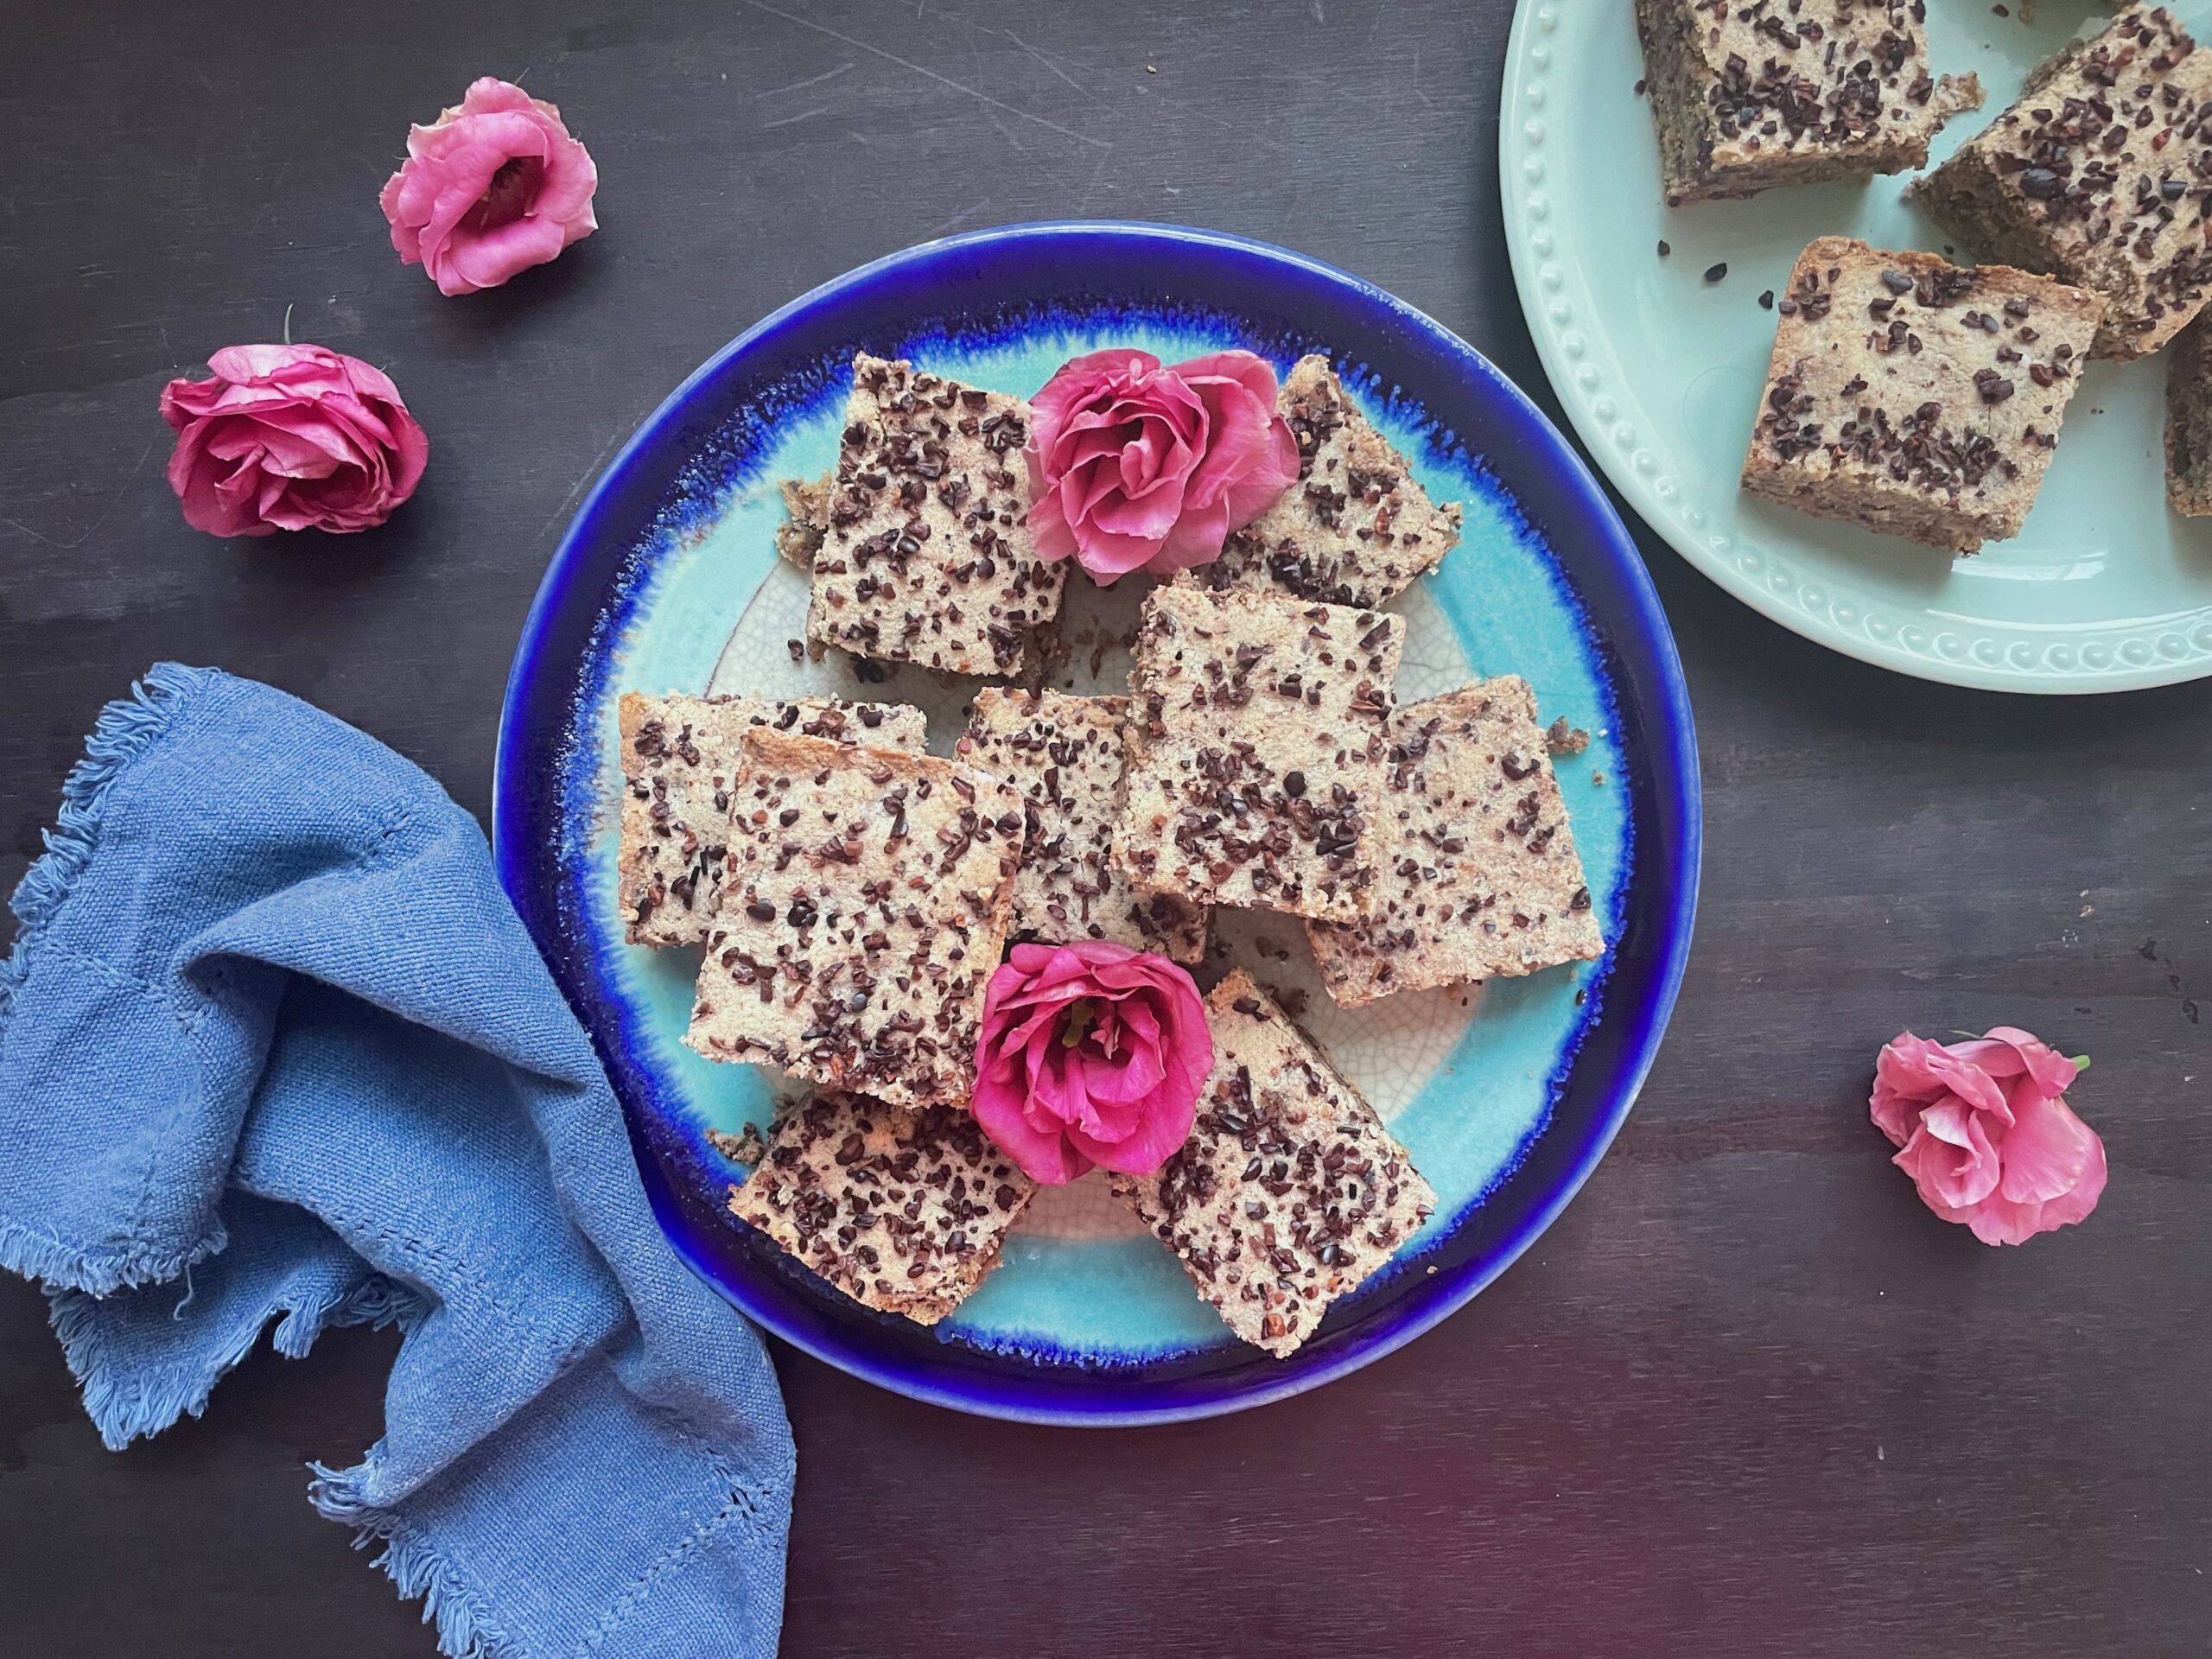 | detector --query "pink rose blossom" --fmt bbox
[971,940,1214,1185]
[379,77,598,296]
[1022,348,1299,585]
[159,344,429,538]
[1870,1027,2107,1246]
